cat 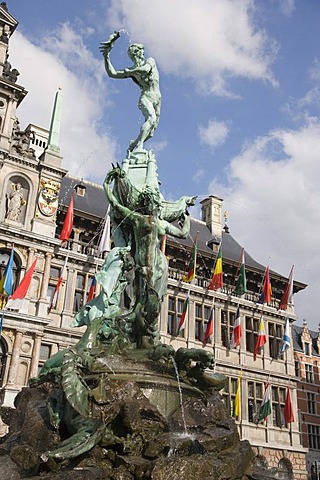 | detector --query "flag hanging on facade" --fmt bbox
[98,206,110,254]
[203,305,214,344]
[182,233,198,283]
[208,246,223,291]
[48,255,69,313]
[284,386,294,424]
[59,193,74,242]
[254,317,267,360]
[87,275,97,302]
[233,371,242,418]
[257,383,272,423]
[278,317,290,357]
[0,248,14,296]
[234,248,247,296]
[230,305,242,348]
[259,266,272,304]
[177,295,189,335]
[6,259,37,310]
[279,265,294,310]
